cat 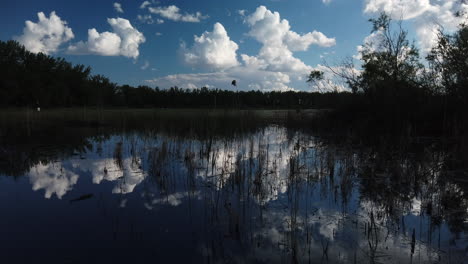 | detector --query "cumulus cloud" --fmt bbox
[415,0,468,52]
[148,5,208,22]
[285,31,336,51]
[246,6,335,48]
[244,6,335,74]
[15,11,74,54]
[148,6,336,92]
[114,2,124,13]
[363,0,468,52]
[68,18,145,59]
[364,0,431,20]
[181,23,239,70]
[70,29,122,56]
[147,6,336,92]
[107,18,145,58]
